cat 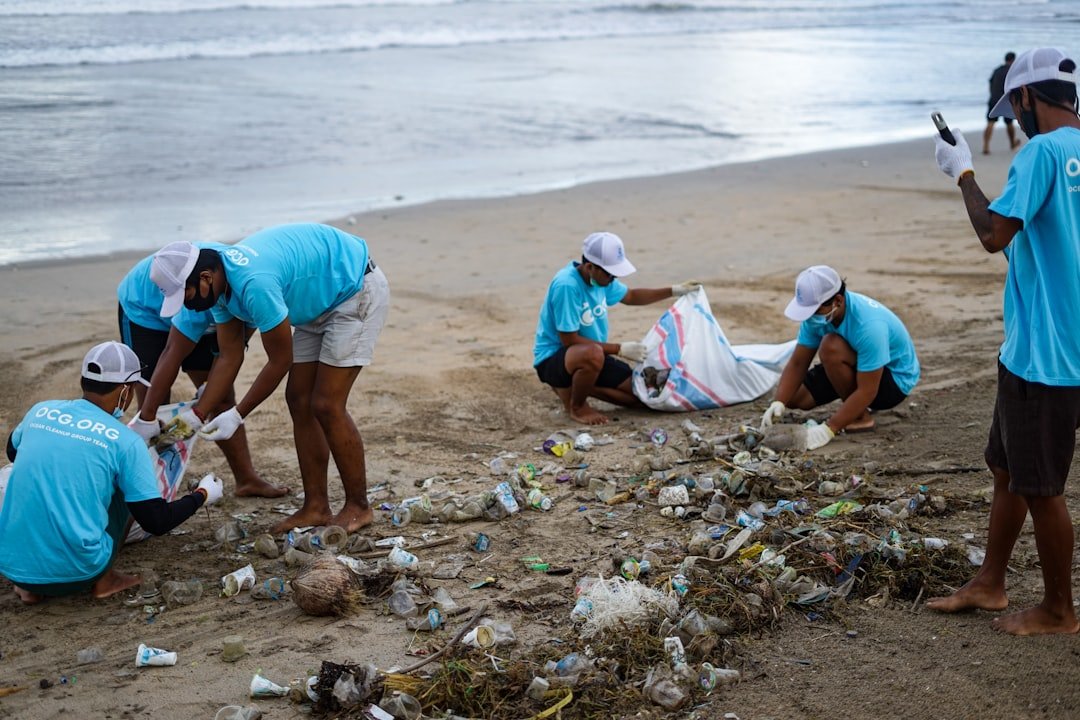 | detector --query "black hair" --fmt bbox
[185,248,223,289]
[1005,52,1016,62]
[1013,58,1078,111]
[81,376,122,395]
